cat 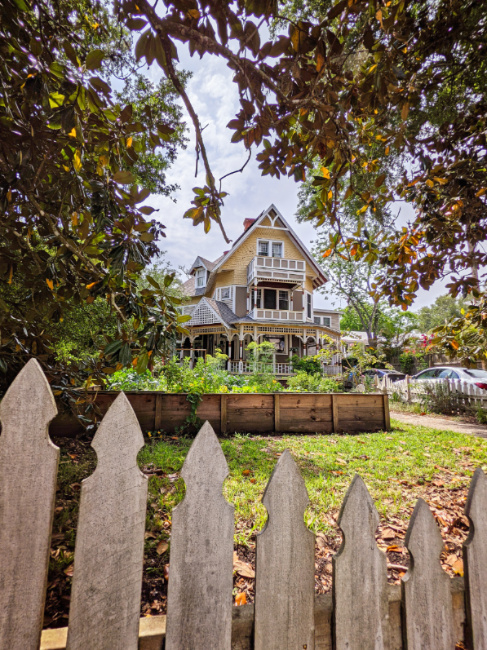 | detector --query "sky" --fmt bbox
[145,49,445,311]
